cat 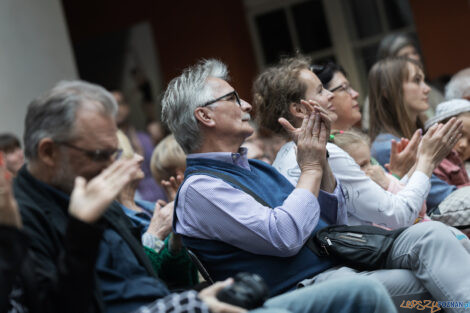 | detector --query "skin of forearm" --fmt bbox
[296,169,323,197]
[415,155,435,177]
[320,163,336,193]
